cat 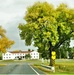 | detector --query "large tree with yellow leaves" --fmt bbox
[18,2,74,66]
[0,26,14,53]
